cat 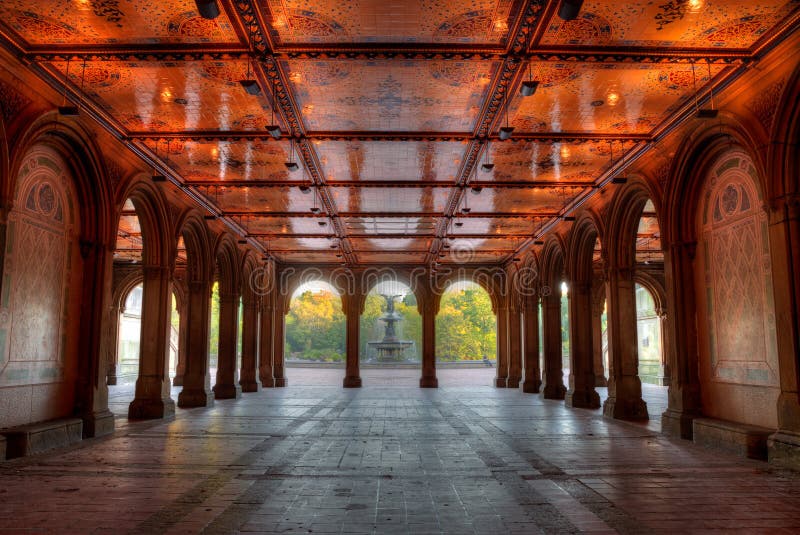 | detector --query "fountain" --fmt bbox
[366,294,415,363]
